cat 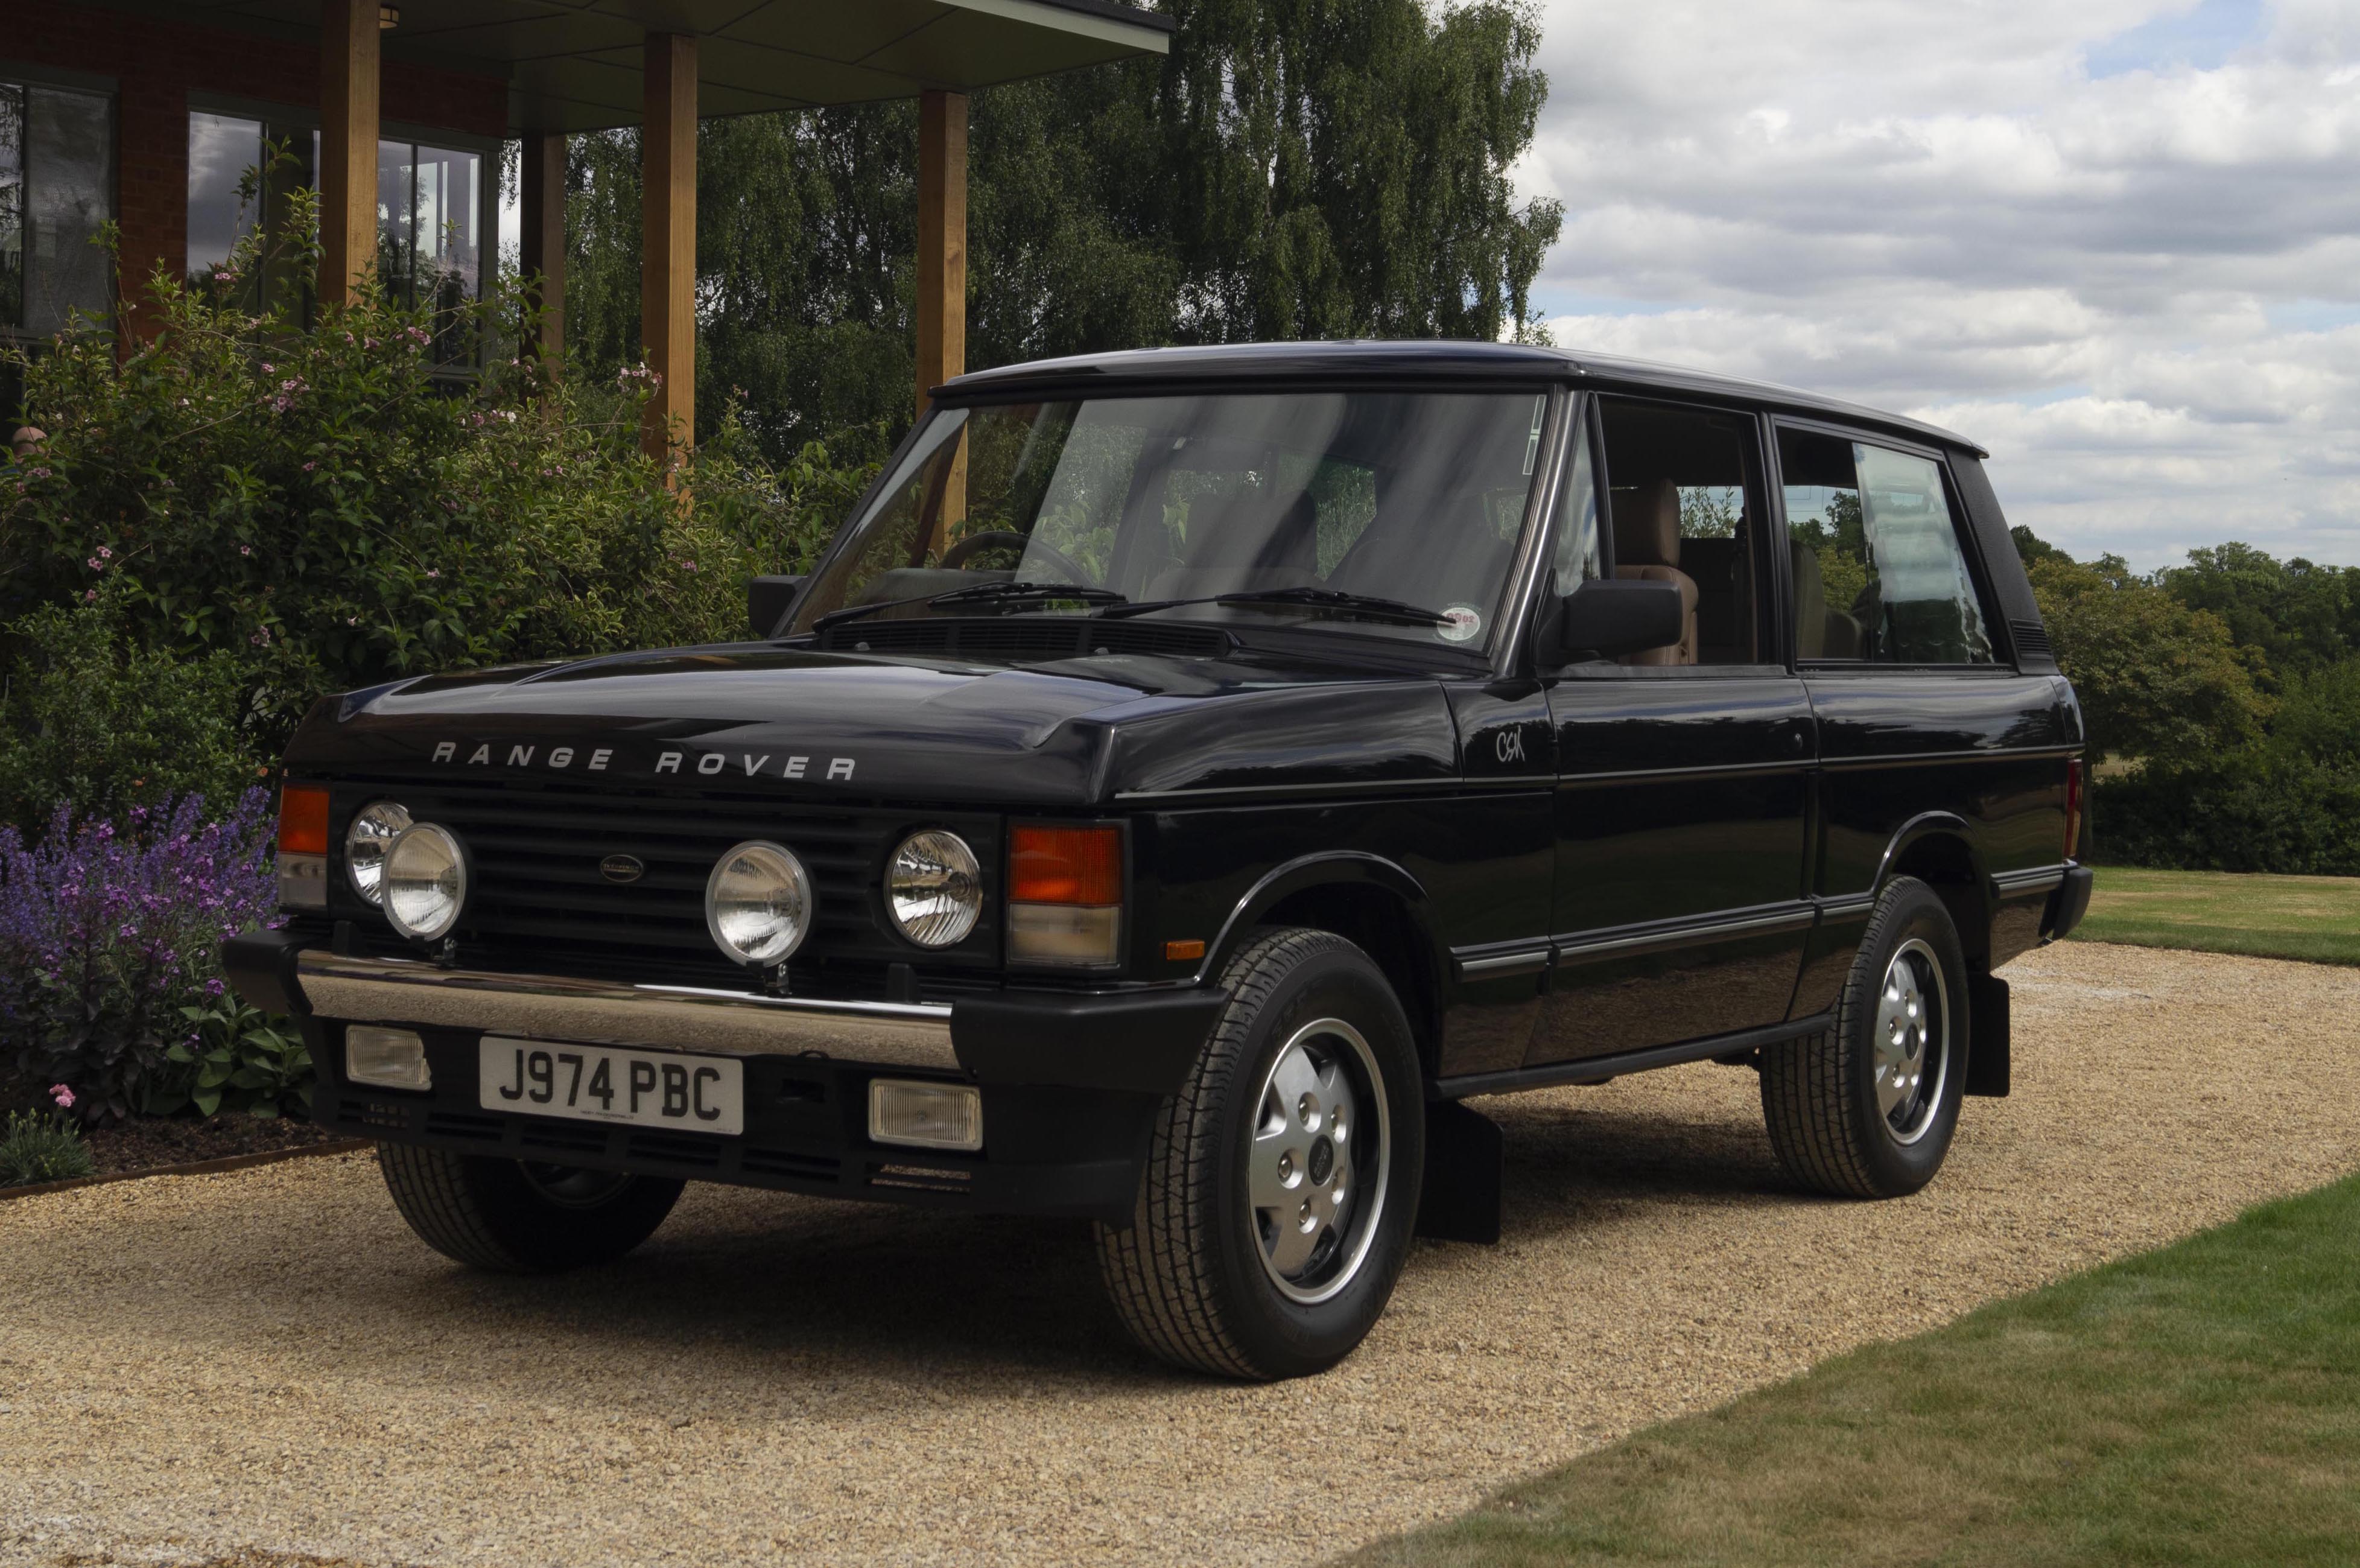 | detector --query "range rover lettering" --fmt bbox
[227,342,2092,1382]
